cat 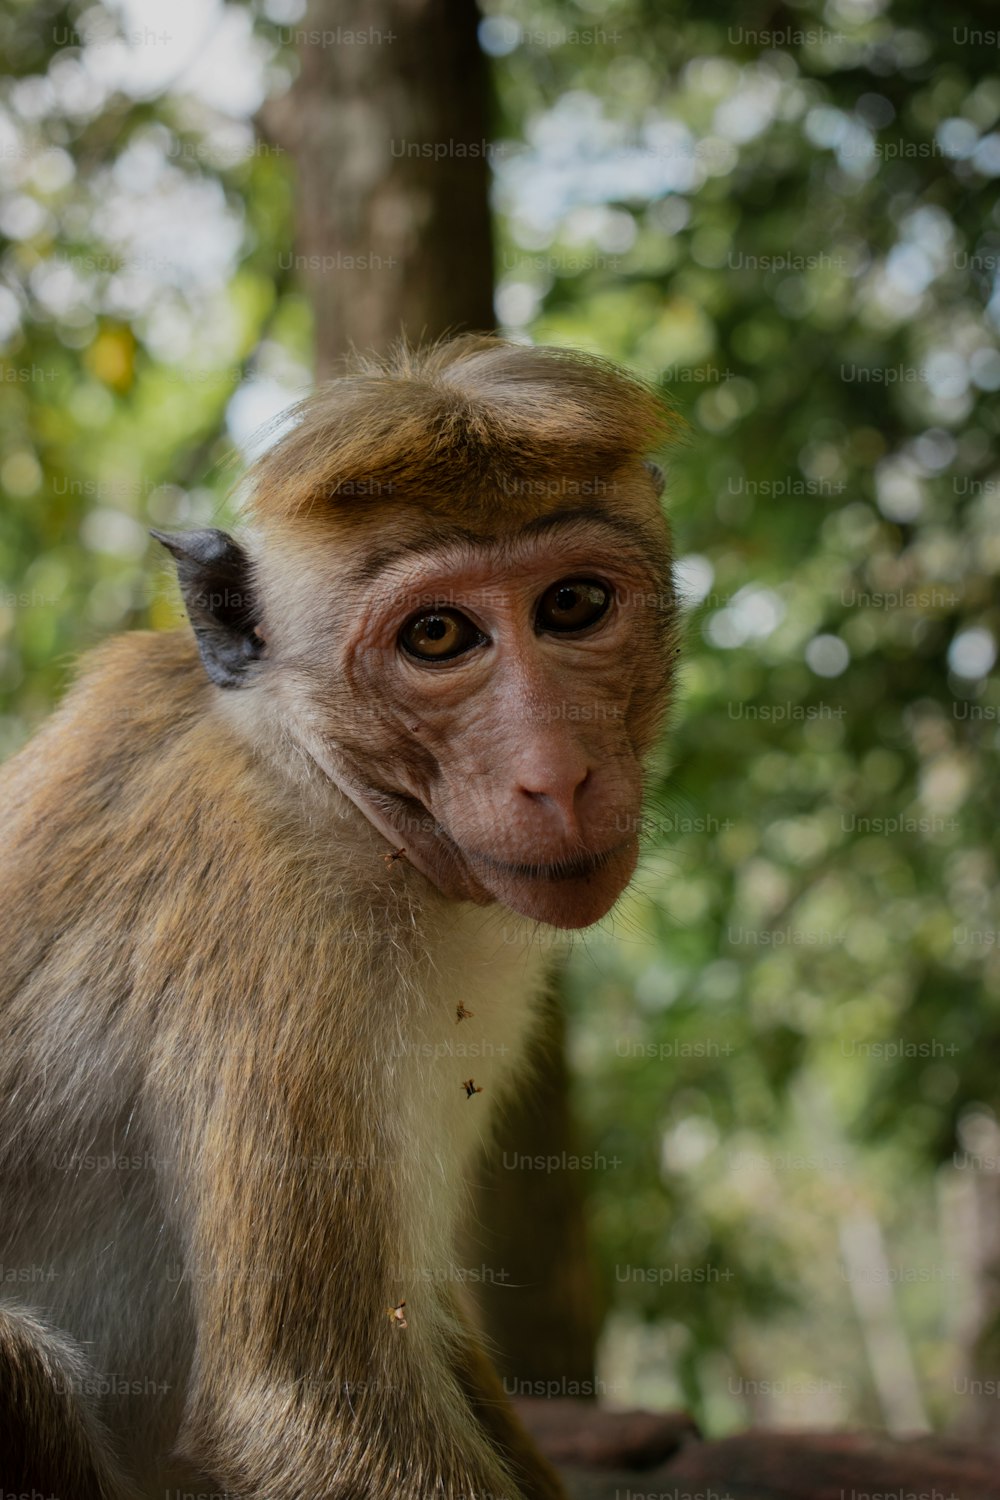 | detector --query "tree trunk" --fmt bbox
[274,0,496,374]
